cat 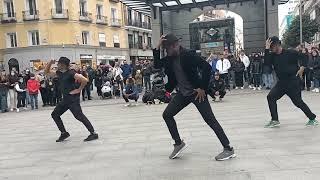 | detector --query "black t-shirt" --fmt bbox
[265,49,306,80]
[56,70,78,96]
